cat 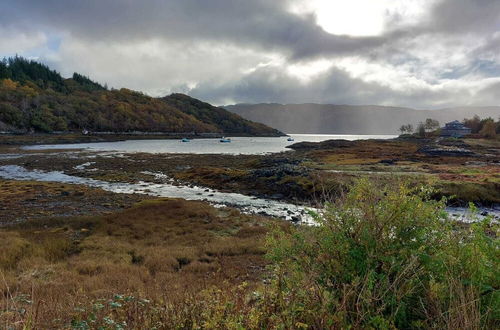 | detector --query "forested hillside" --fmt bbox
[0,57,281,135]
[163,93,283,136]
